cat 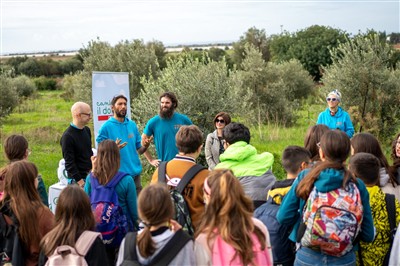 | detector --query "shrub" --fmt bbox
[12,75,37,98]
[33,76,57,91]
[0,74,18,124]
